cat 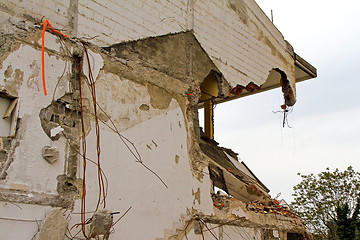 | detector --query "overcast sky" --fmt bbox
[212,0,360,203]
